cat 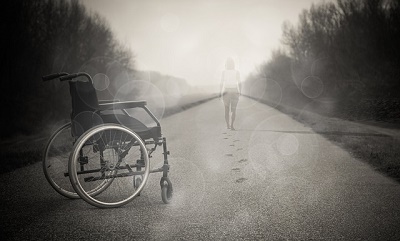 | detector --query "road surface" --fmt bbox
[1,97,400,240]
